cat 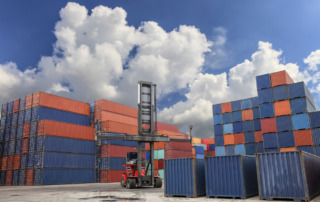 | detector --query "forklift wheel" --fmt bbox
[126,178,136,189]
[154,177,162,188]
[120,178,126,187]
